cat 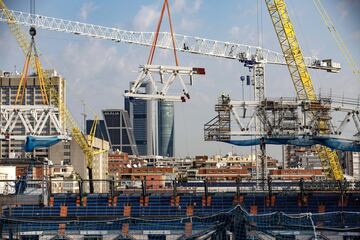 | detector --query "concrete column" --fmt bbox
[76,196,81,207]
[122,203,131,235]
[317,203,326,227]
[185,205,194,237]
[171,195,180,206]
[82,196,87,206]
[58,205,68,235]
[140,196,149,206]
[49,196,54,207]
[250,205,257,215]
[233,195,244,204]
[113,196,118,207]
[60,205,68,217]
[202,195,212,206]
[265,195,276,207]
